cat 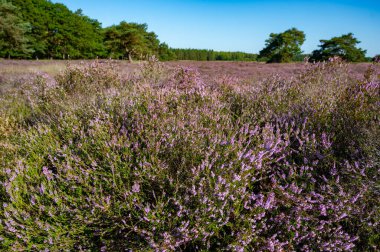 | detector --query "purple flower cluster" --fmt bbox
[0,60,378,251]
